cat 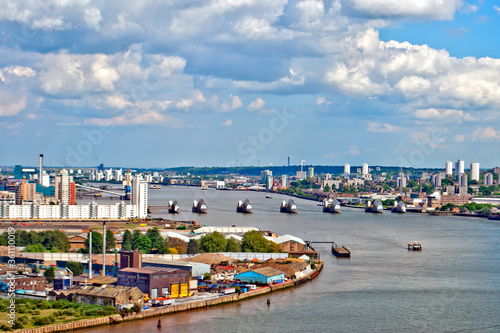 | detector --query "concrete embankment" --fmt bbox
[14,262,323,333]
